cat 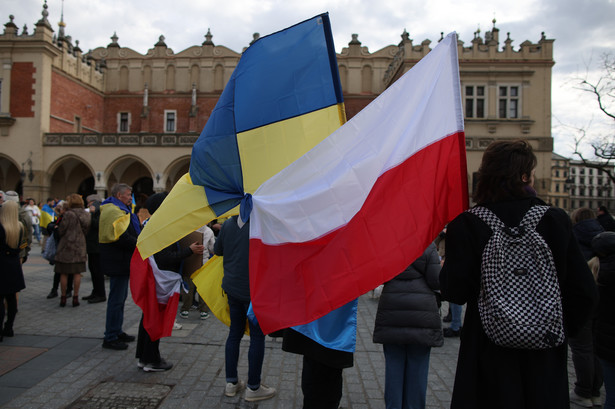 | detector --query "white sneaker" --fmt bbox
[570,391,593,408]
[180,311,189,319]
[173,321,183,330]
[225,380,245,397]
[200,311,210,320]
[244,384,276,402]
